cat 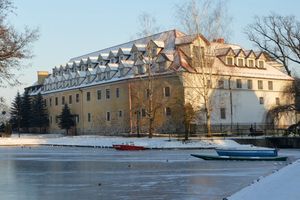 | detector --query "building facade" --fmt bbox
[27,30,295,135]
